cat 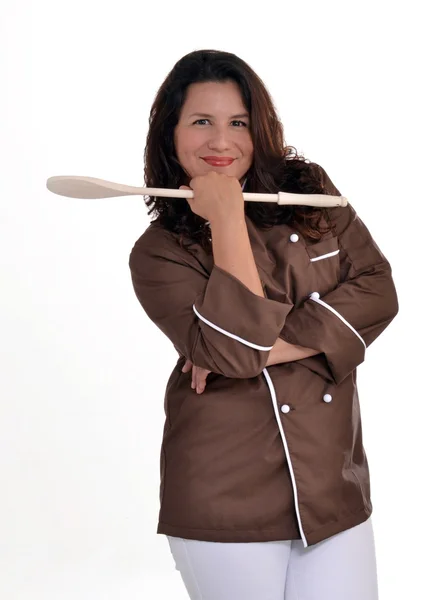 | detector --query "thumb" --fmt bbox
[182,358,192,373]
